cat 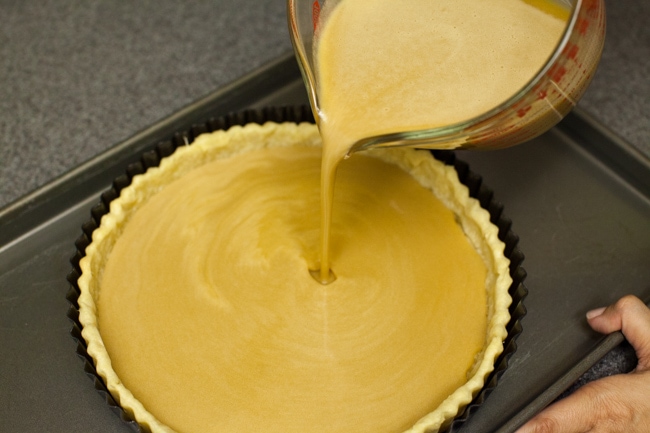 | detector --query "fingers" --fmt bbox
[515,371,650,433]
[514,385,598,433]
[586,295,650,370]
[516,296,650,433]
